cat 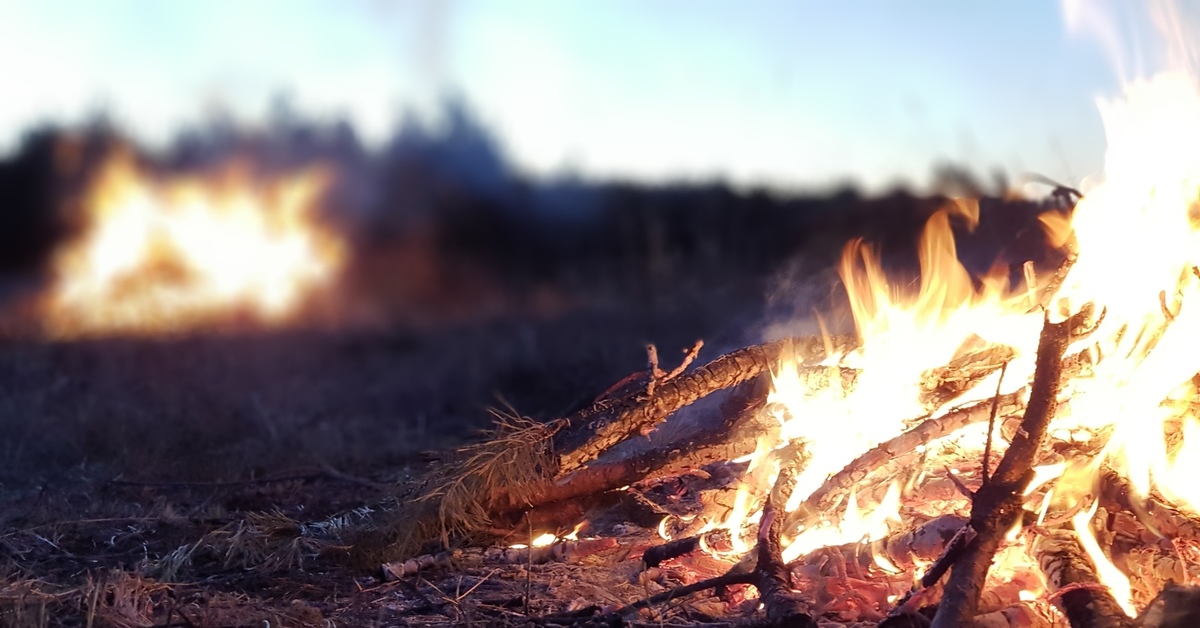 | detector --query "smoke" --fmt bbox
[1062,0,1200,81]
